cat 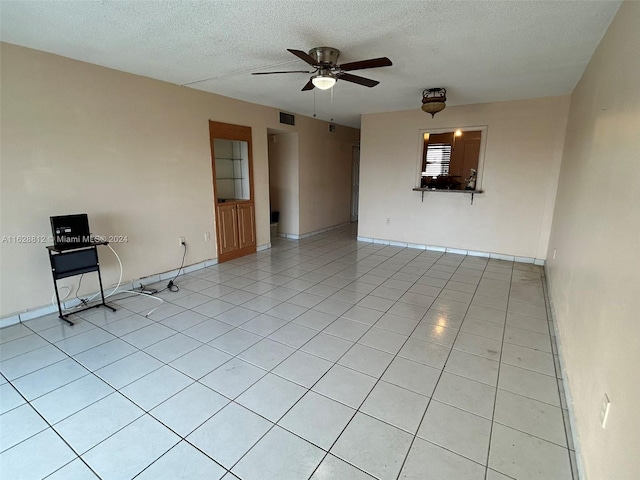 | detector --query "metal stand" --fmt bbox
[47,242,116,325]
